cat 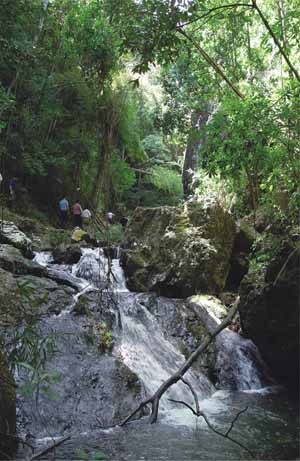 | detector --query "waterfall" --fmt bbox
[31,247,273,424]
[117,294,214,414]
